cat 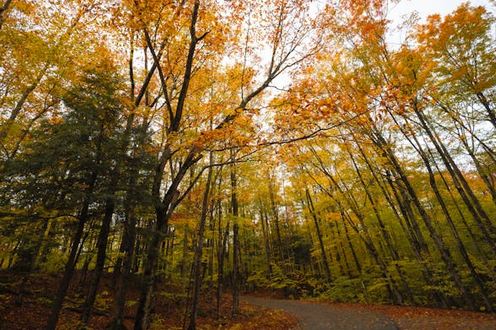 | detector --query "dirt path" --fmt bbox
[242,296,398,330]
